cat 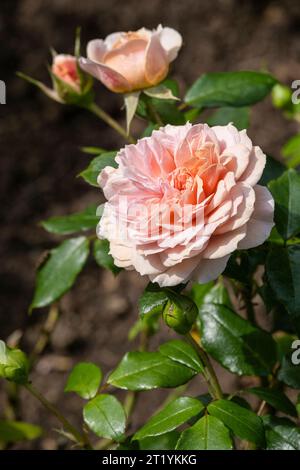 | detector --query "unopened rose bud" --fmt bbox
[52,54,81,92]
[0,340,29,385]
[79,25,182,93]
[163,292,198,334]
